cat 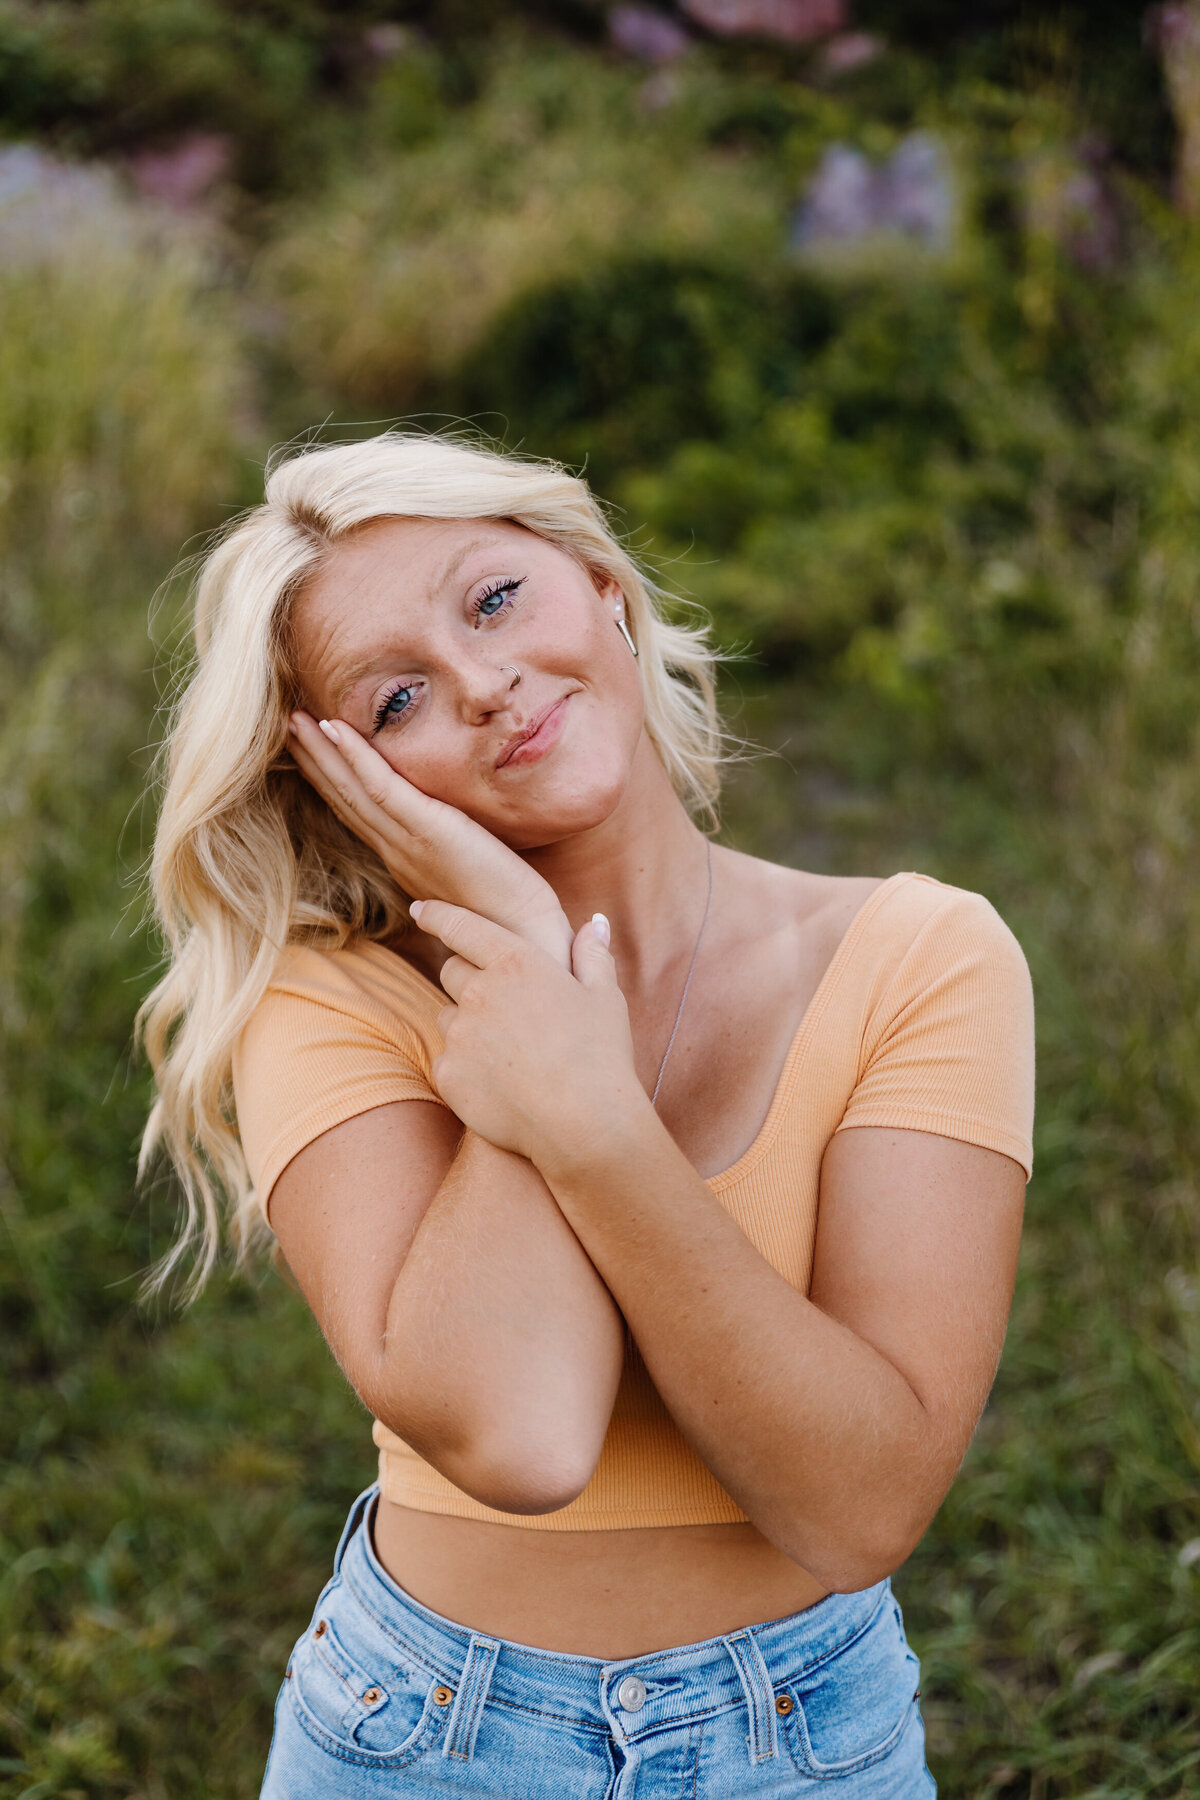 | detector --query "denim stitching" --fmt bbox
[342,1531,896,1755]
[341,1561,454,1685]
[782,1666,920,1780]
[308,1616,387,1719]
[721,1631,778,1764]
[777,1584,891,1685]
[443,1634,499,1761]
[605,1697,747,1744]
[683,1718,703,1800]
[286,1673,448,1770]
